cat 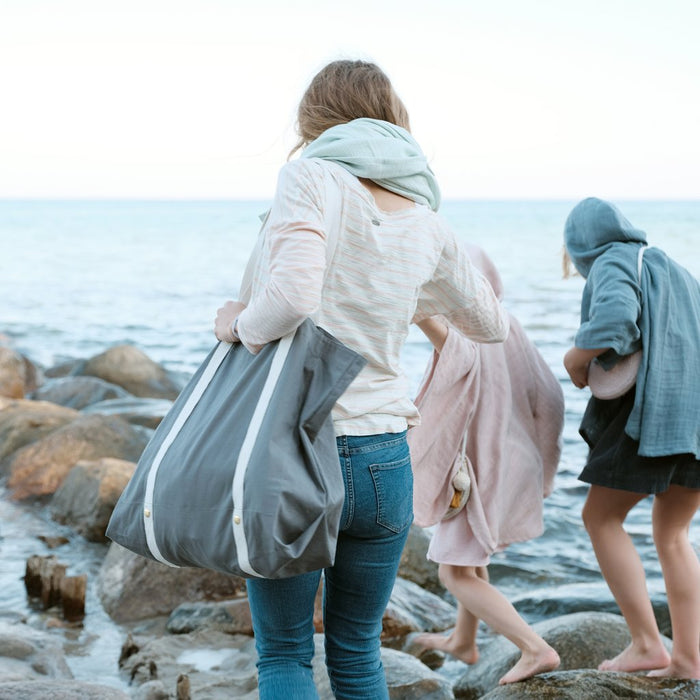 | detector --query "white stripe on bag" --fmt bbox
[143,341,232,567]
[232,328,297,577]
